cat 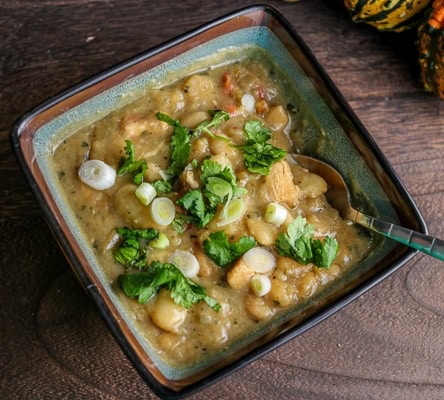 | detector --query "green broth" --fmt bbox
[52,51,373,369]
